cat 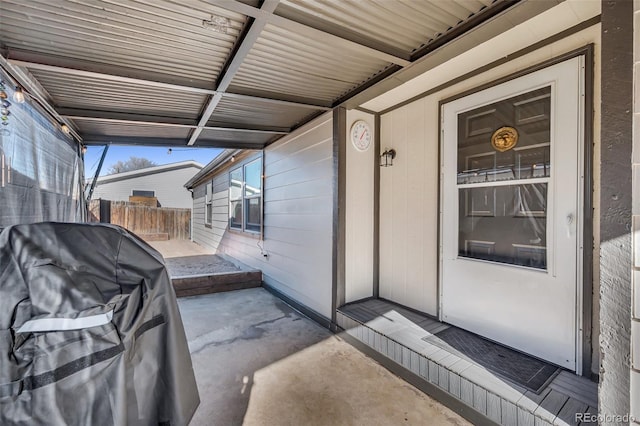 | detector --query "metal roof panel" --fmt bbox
[29,69,206,120]
[230,23,392,103]
[198,128,276,146]
[209,96,324,129]
[277,0,495,54]
[76,119,191,139]
[0,0,248,83]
